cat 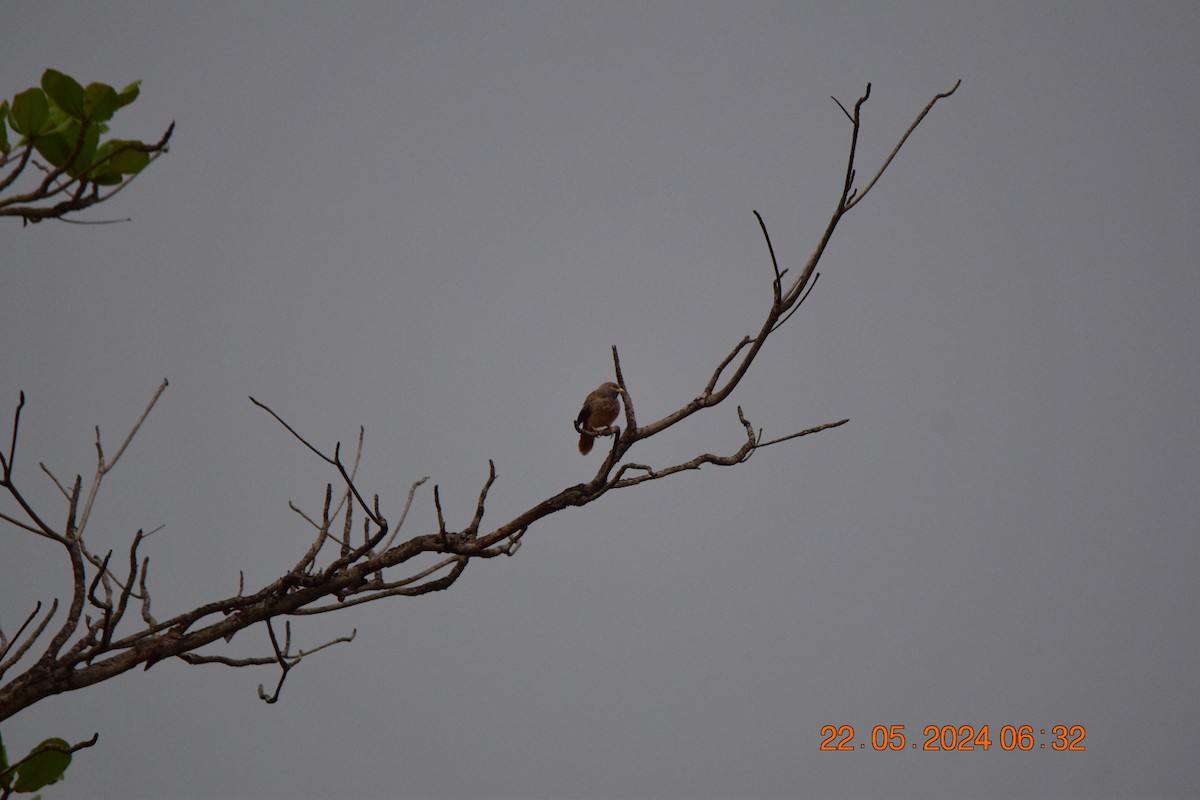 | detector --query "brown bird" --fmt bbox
[575,382,622,455]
